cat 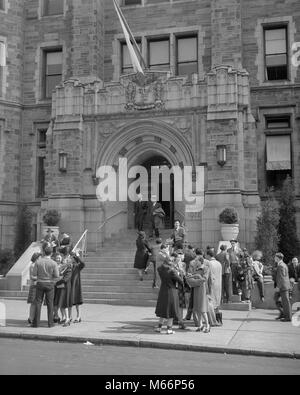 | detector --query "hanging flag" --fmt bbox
[113,0,146,74]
